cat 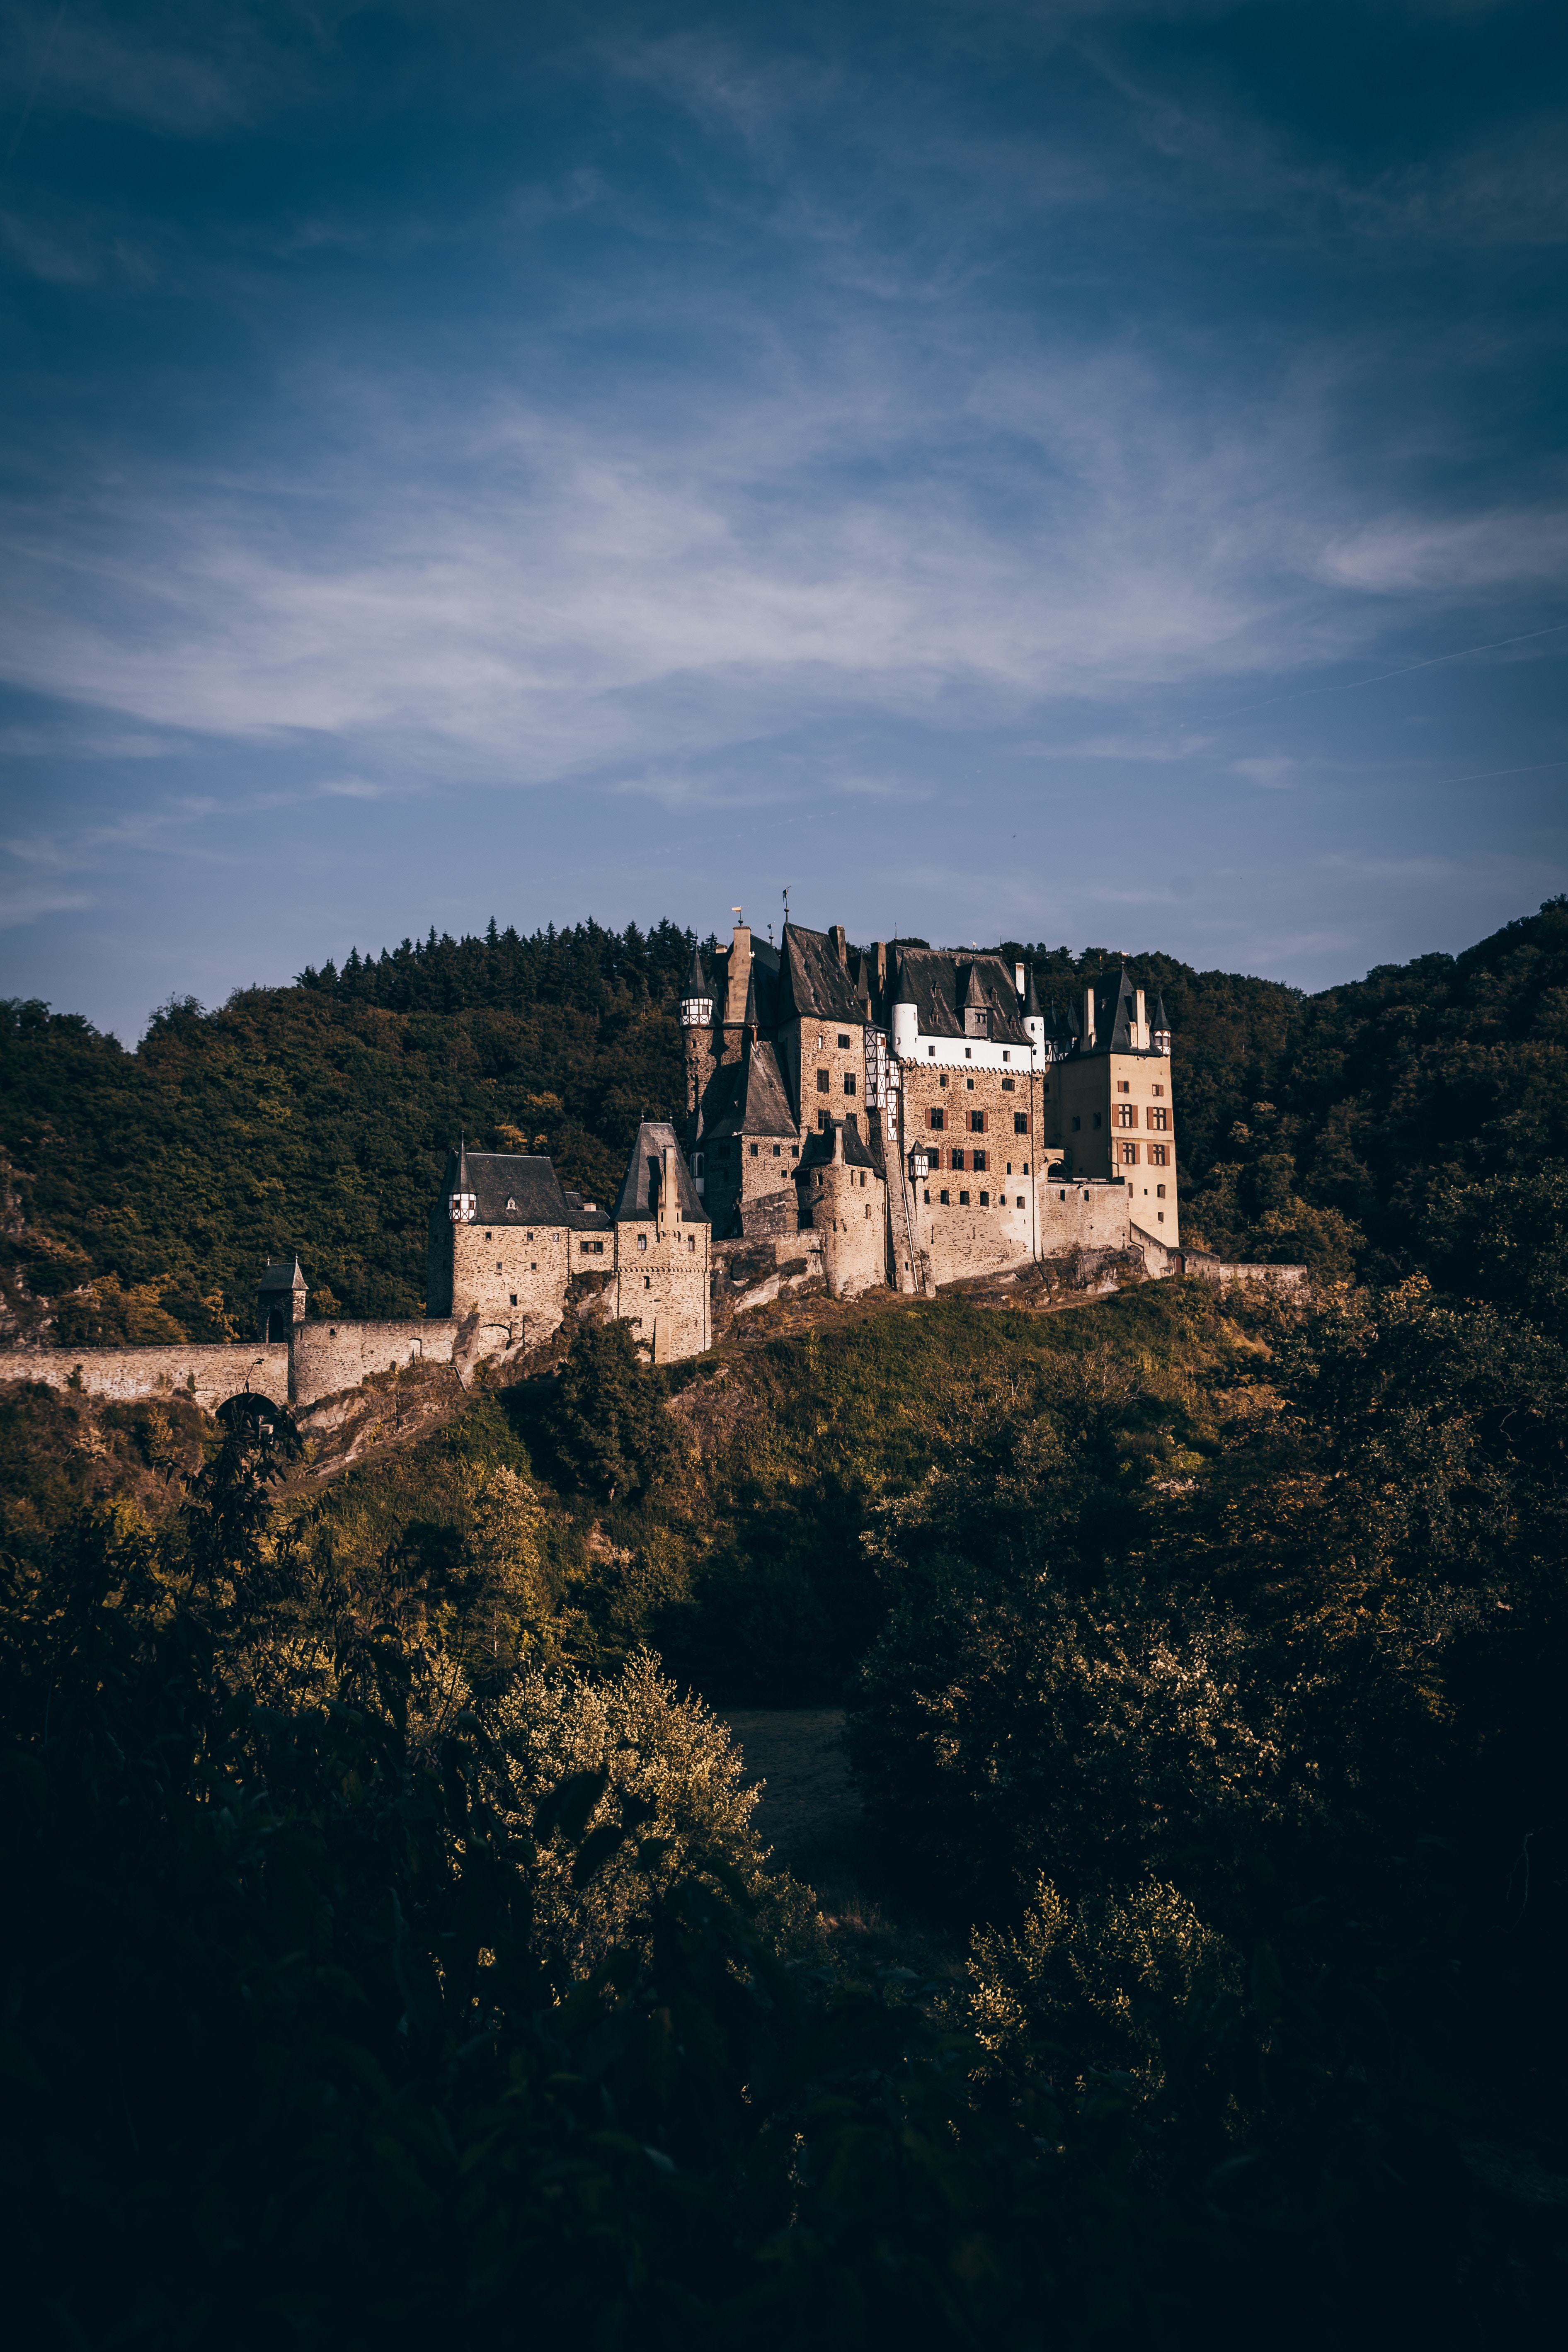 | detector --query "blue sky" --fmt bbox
[1,0,1564,1039]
